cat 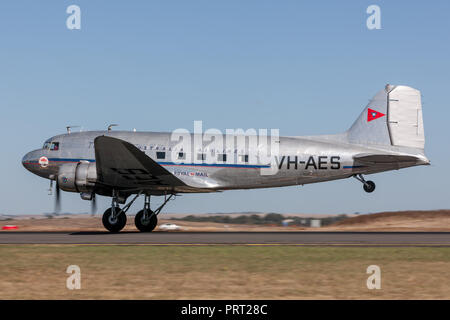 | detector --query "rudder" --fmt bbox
[346,84,425,150]
[387,85,425,150]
